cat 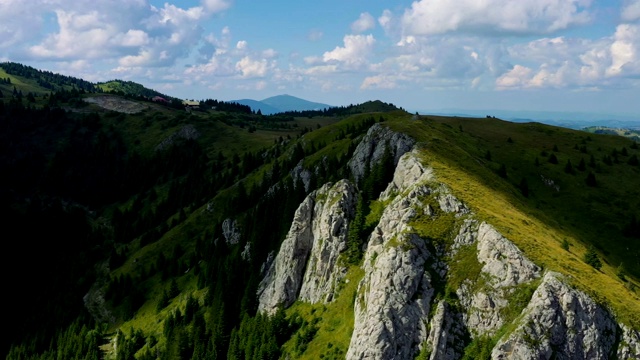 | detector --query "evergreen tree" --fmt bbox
[577,158,586,171]
[497,163,507,178]
[584,245,602,270]
[519,177,529,197]
[564,159,575,174]
[585,172,597,187]
[548,153,558,164]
